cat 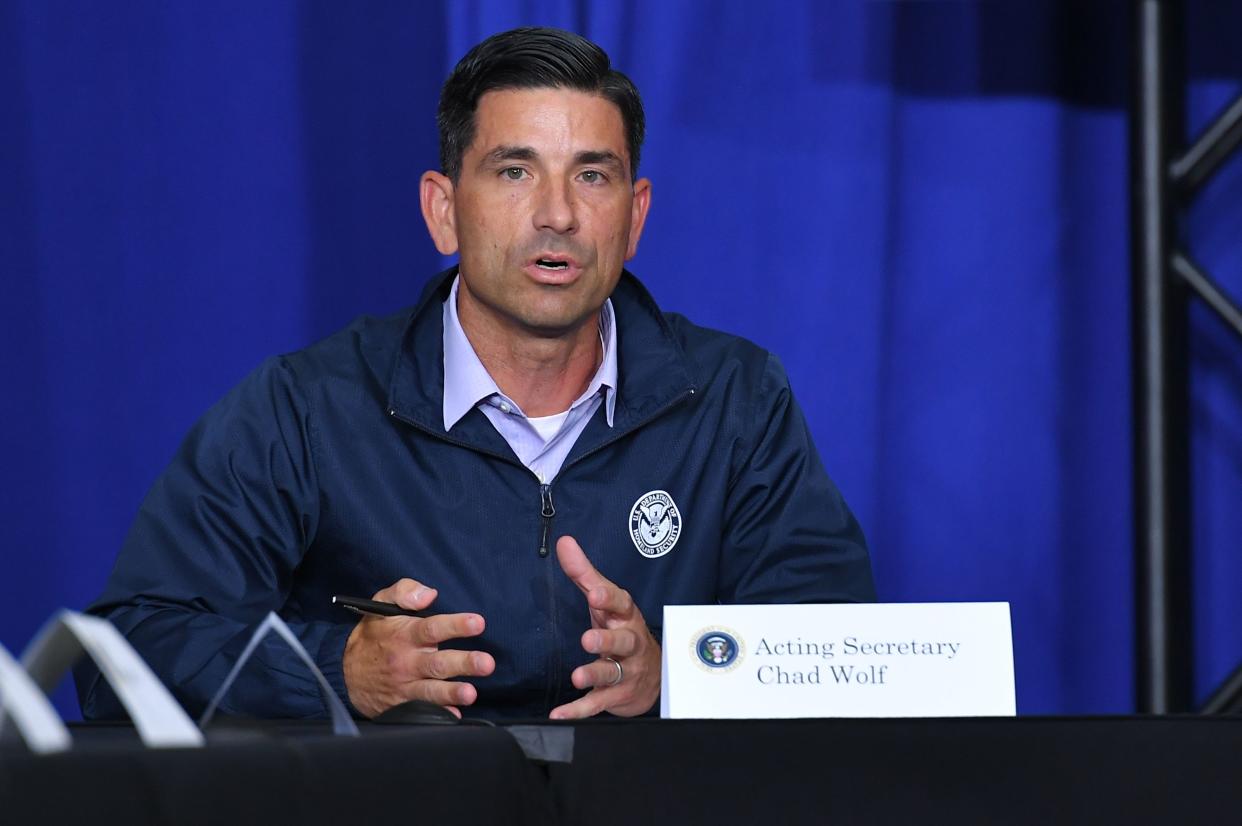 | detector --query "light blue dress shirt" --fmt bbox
[441,276,618,484]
